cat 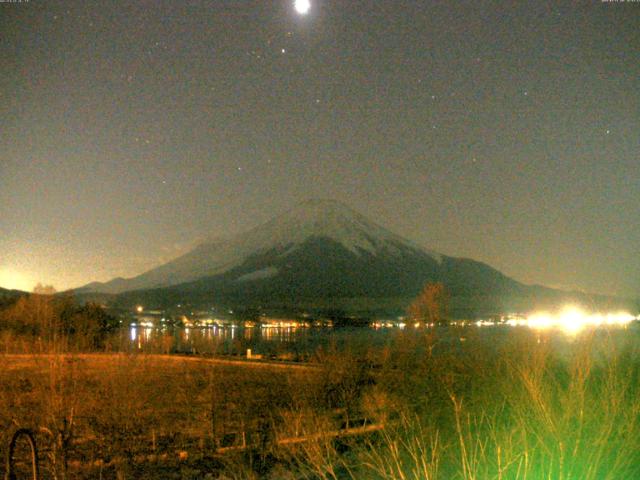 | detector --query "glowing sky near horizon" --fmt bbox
[1,1,638,296]
[0,268,34,292]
